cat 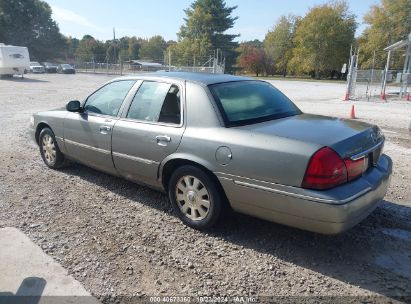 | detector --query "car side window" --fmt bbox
[127,81,181,124]
[84,80,136,116]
